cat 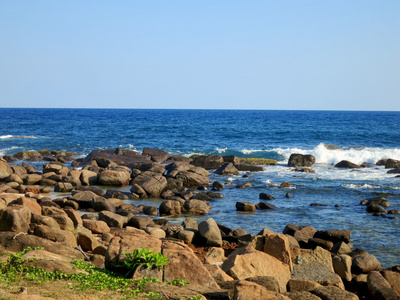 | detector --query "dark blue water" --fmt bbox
[1,108,400,267]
